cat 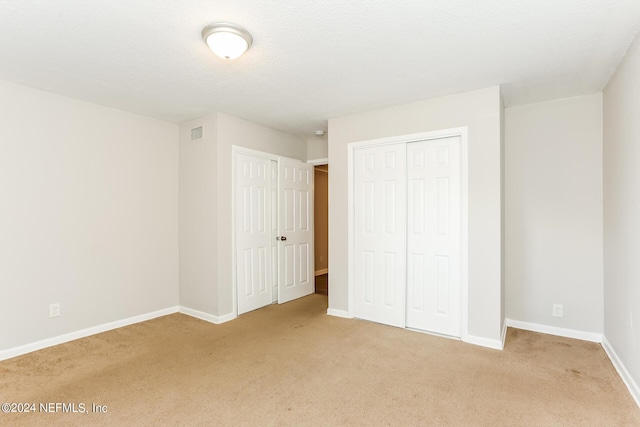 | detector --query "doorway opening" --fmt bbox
[314,164,329,295]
